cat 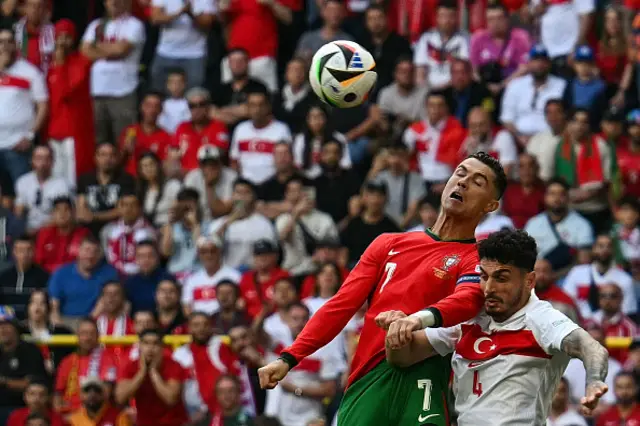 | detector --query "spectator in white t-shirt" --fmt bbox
[525,178,593,269]
[262,277,298,346]
[158,69,191,134]
[276,177,338,275]
[413,0,469,89]
[563,234,637,320]
[531,0,594,71]
[209,178,278,269]
[80,0,145,145]
[14,145,71,234]
[501,45,567,147]
[230,89,292,185]
[0,24,49,183]
[181,234,241,315]
[264,302,338,426]
[150,0,215,91]
[546,377,588,426]
[474,211,515,241]
[184,145,237,221]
